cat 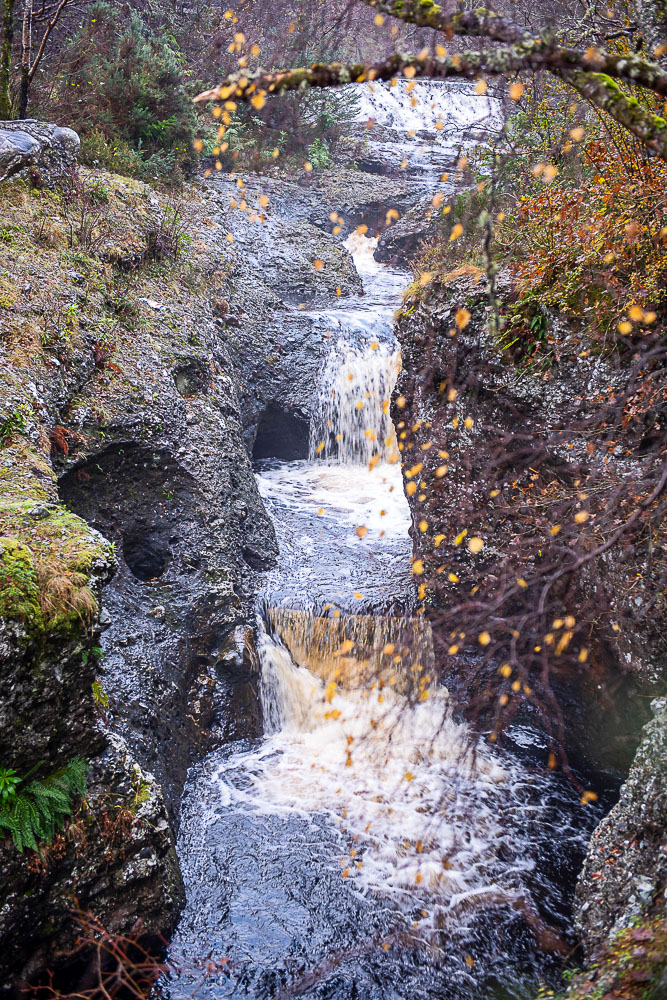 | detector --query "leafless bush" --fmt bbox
[60,170,113,255]
[29,912,229,1000]
[143,195,193,262]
